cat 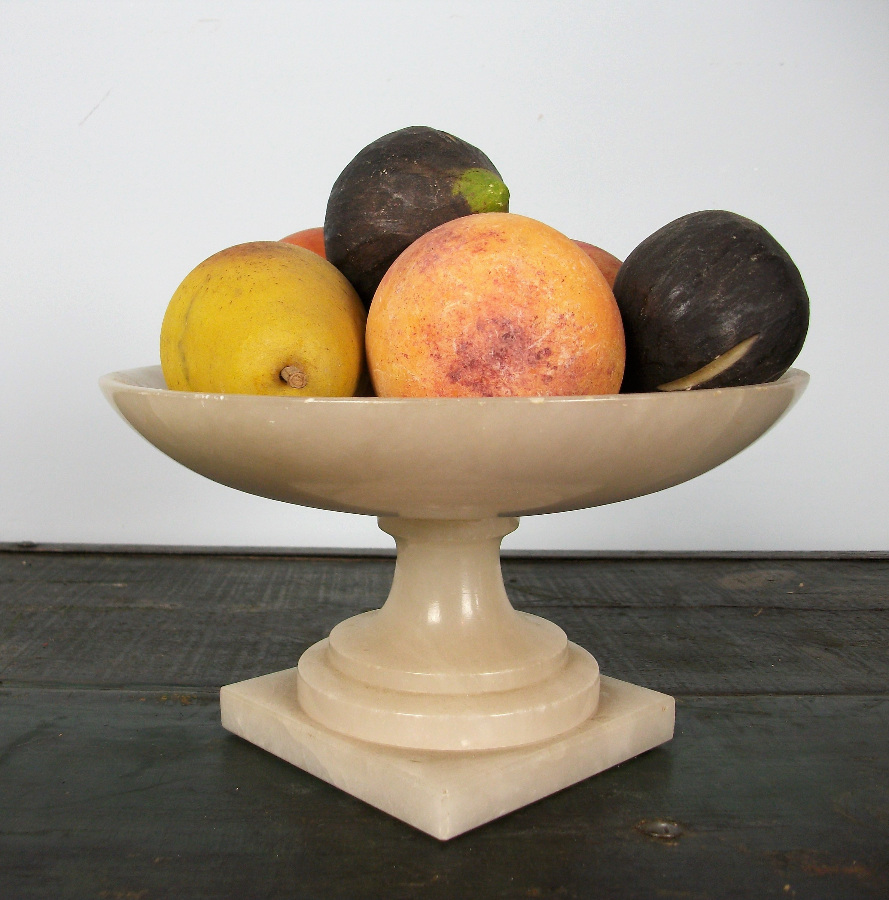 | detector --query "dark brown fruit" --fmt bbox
[612,210,809,392]
[323,126,509,308]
